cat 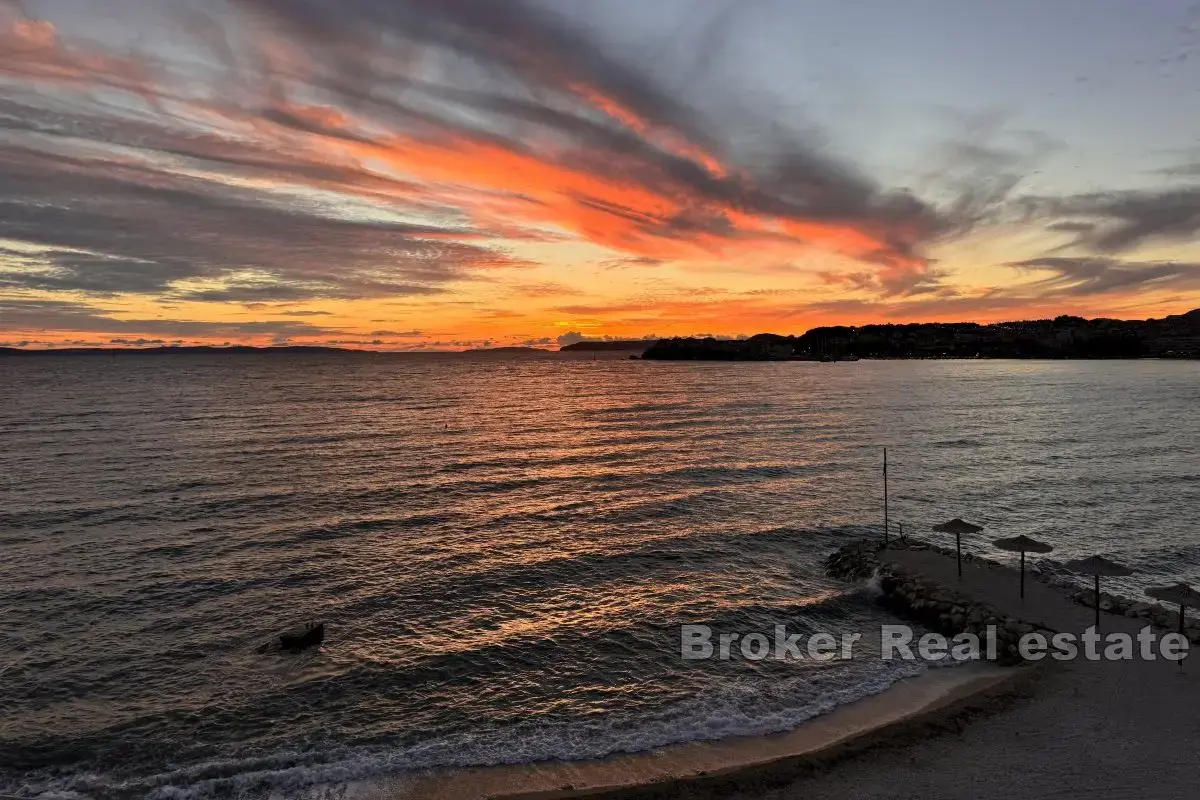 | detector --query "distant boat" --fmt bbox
[819,354,835,363]
[279,622,325,651]
[839,355,860,362]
